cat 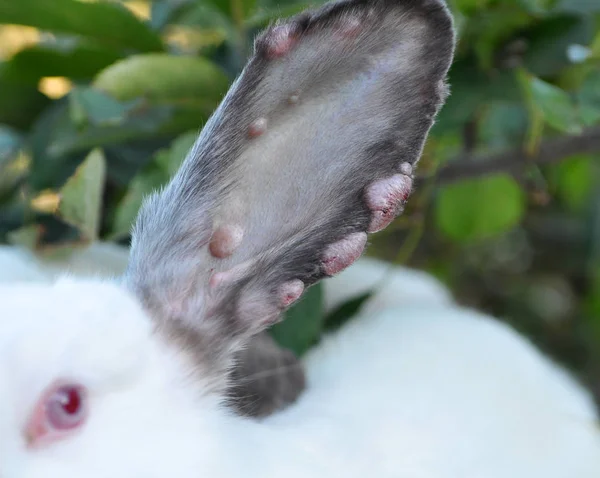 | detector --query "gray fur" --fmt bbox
[126,0,456,391]
[227,333,306,417]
